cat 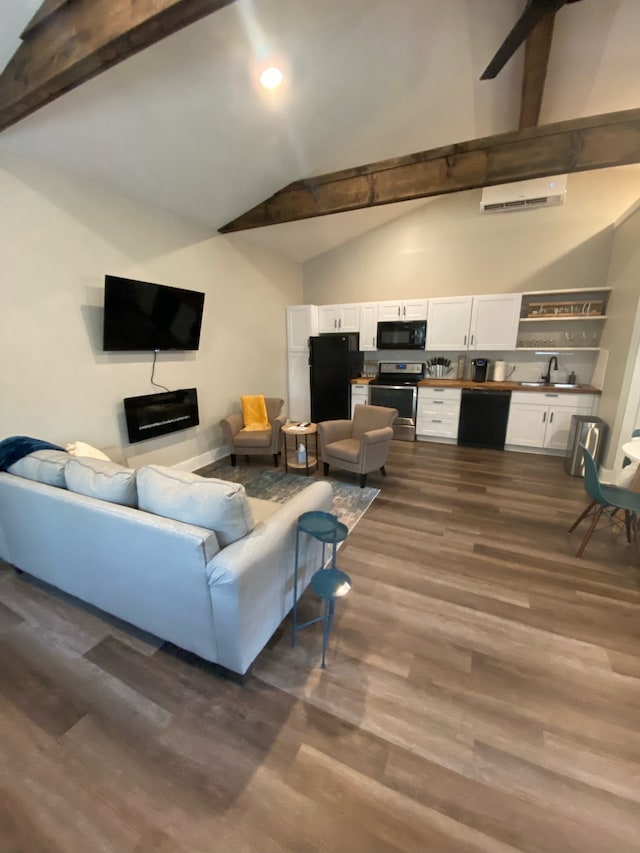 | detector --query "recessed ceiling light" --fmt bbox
[260,66,284,90]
